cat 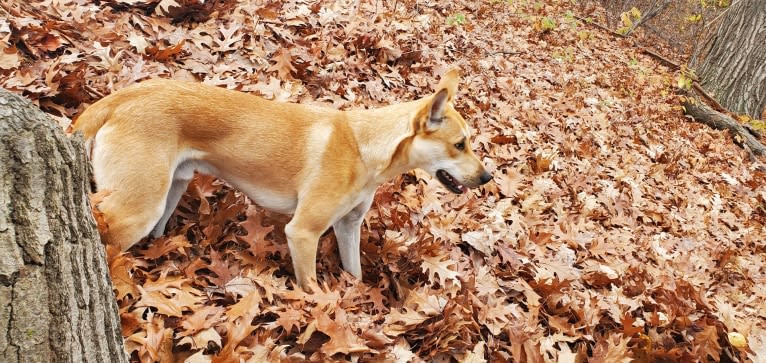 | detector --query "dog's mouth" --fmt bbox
[436,169,467,194]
